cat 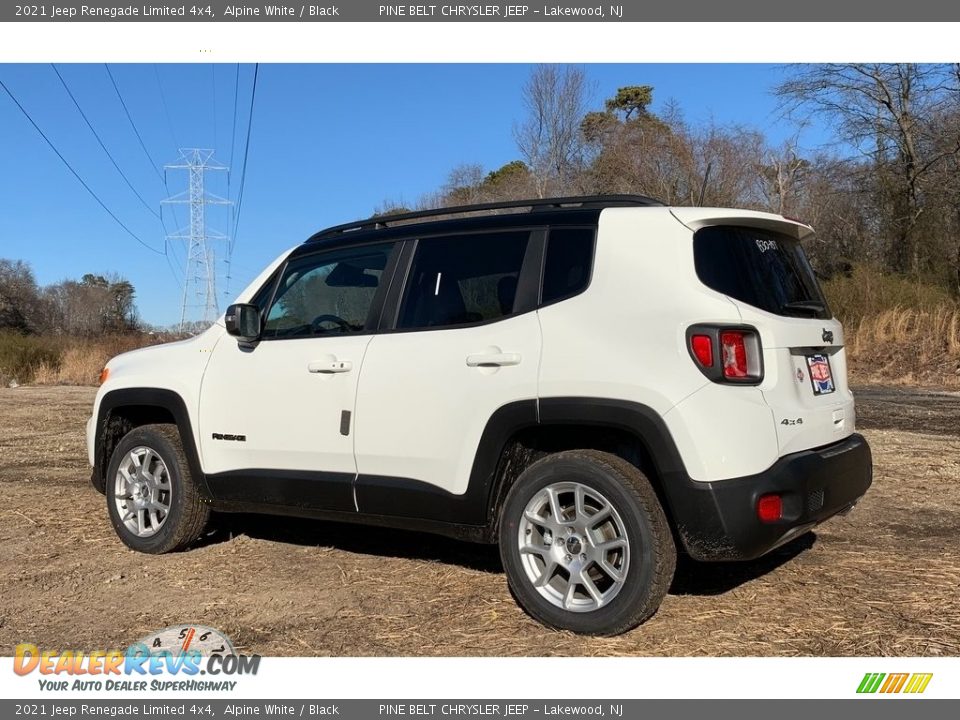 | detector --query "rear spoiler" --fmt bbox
[669,208,815,241]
